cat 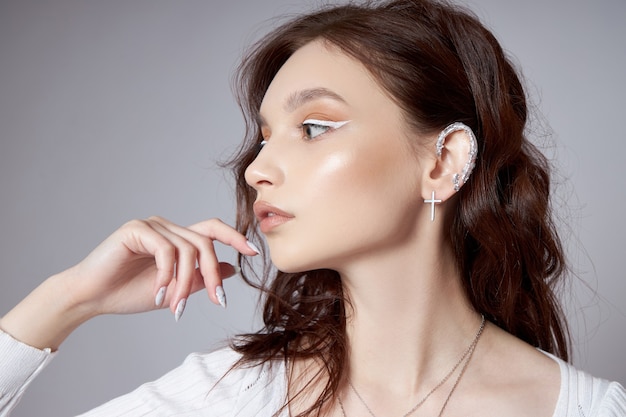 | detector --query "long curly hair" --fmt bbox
[226,1,569,415]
